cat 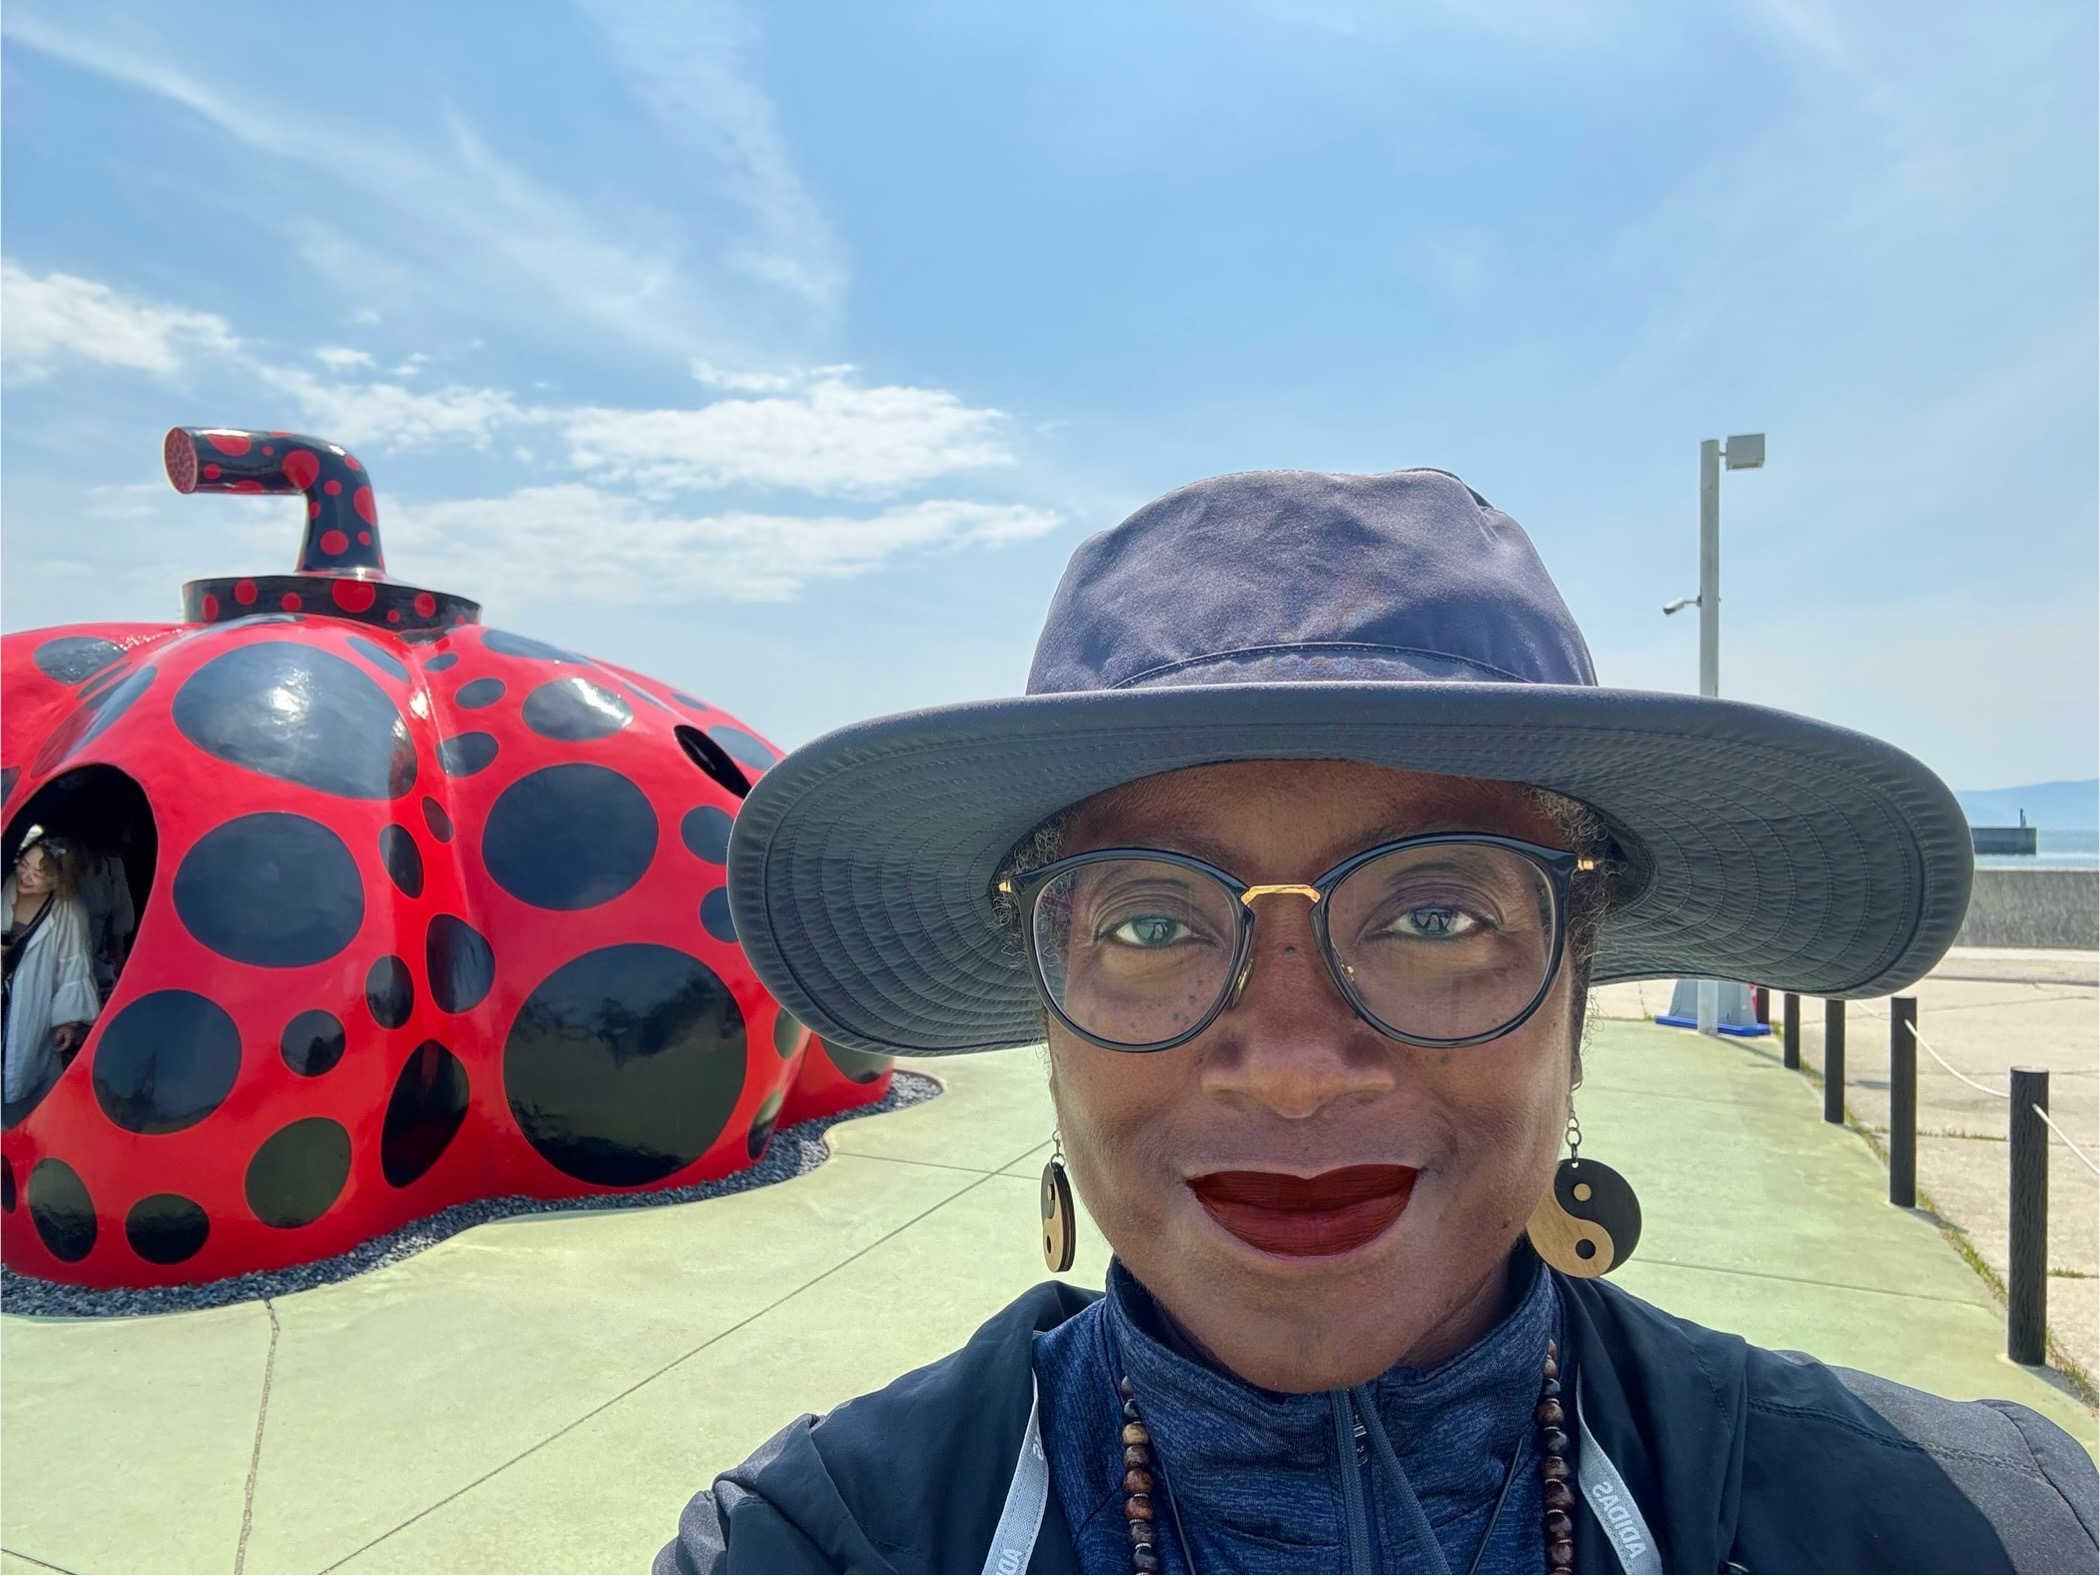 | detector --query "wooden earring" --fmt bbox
[1527,1112,1642,1277]
[1041,1134,1076,1273]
